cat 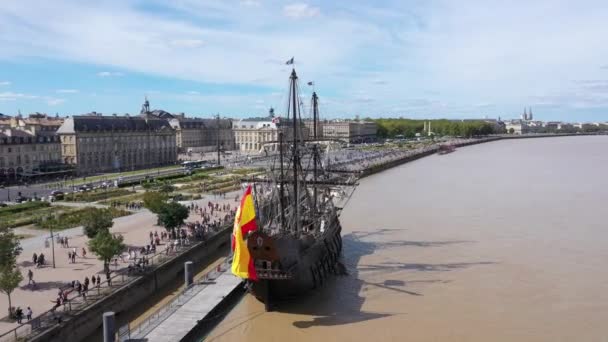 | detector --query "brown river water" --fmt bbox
[207,136,608,342]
